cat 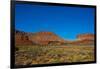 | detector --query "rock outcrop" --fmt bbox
[15,30,33,45]
[15,30,95,46]
[15,30,64,45]
[28,32,64,45]
[77,34,94,40]
[68,34,95,45]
